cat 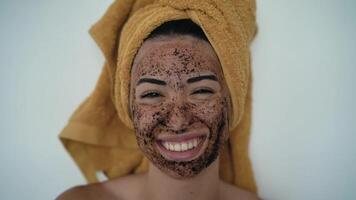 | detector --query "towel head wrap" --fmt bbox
[59,0,257,193]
